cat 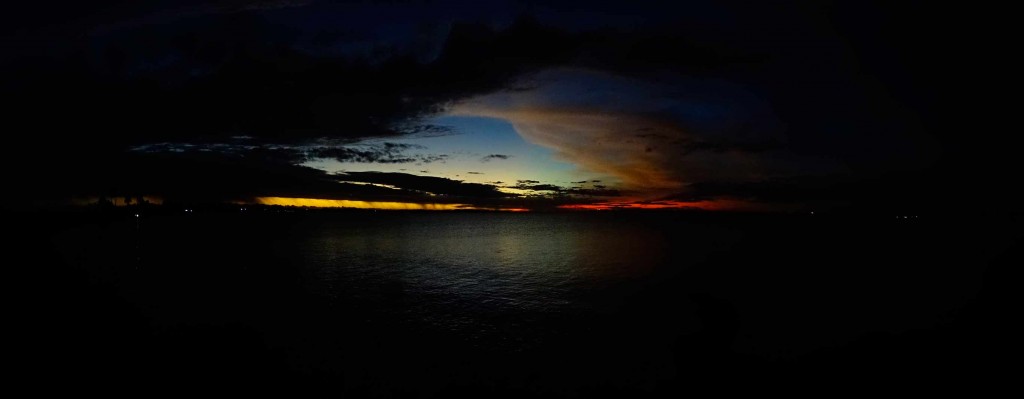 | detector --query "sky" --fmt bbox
[3,0,1009,212]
